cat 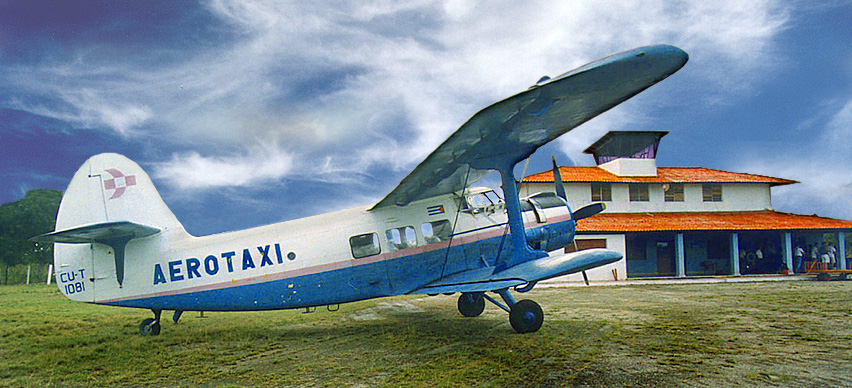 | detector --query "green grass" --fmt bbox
[2,281,852,387]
